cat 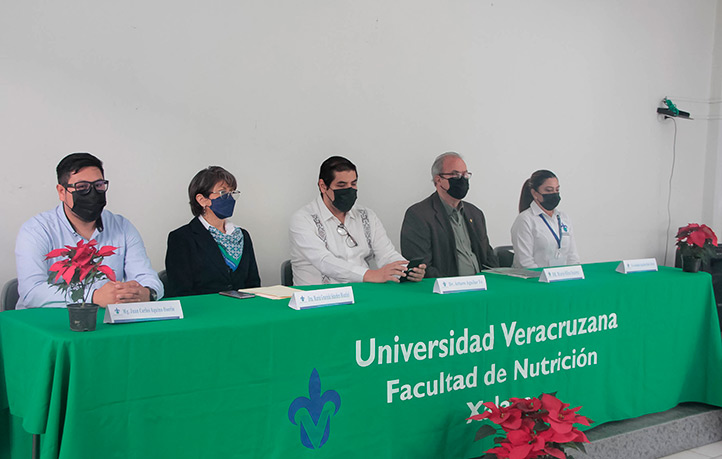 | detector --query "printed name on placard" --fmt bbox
[433,275,487,294]
[104,300,183,324]
[289,286,355,310]
[538,265,585,283]
[616,258,658,274]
